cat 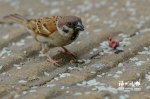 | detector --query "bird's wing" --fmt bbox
[28,16,62,36]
